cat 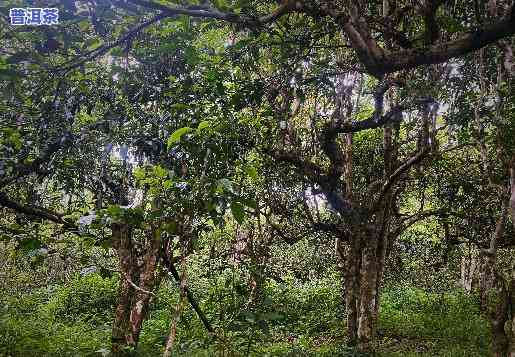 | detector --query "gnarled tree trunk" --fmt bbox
[344,223,390,353]
[111,222,163,356]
